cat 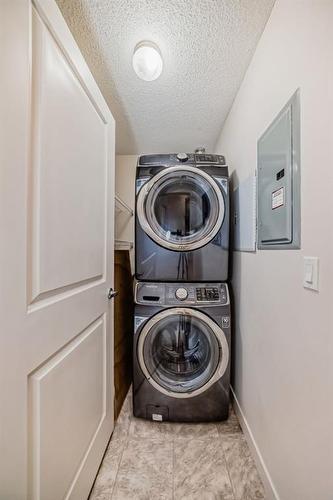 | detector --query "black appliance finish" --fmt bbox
[135,153,229,282]
[133,281,231,422]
